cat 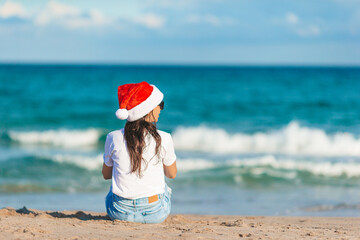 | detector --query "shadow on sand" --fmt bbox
[15,206,111,221]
